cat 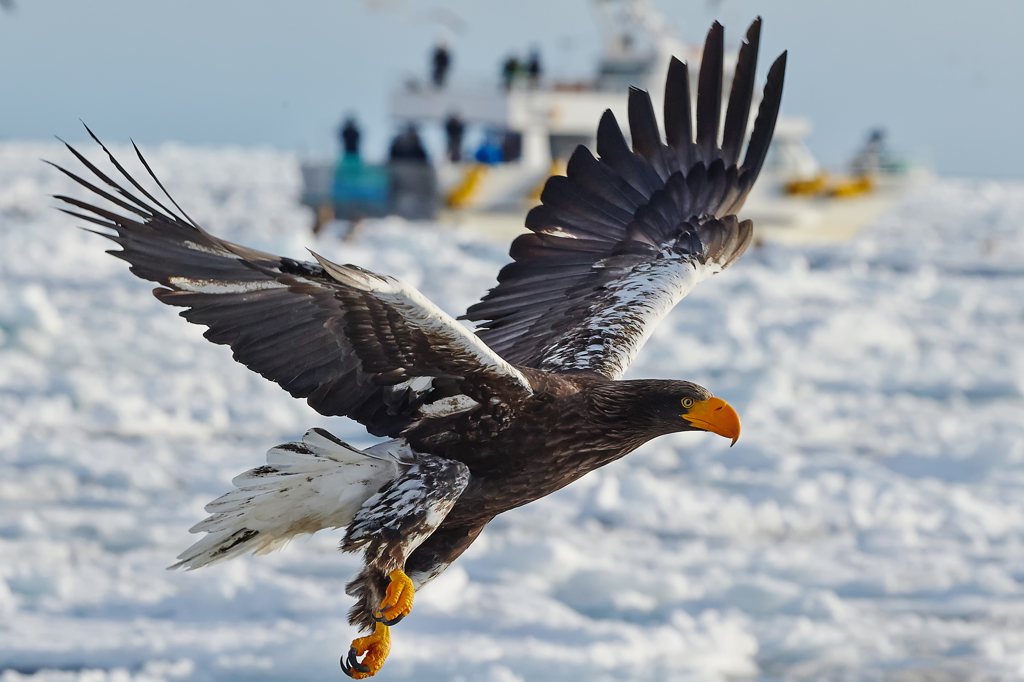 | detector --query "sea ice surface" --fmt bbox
[1,142,1023,681]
